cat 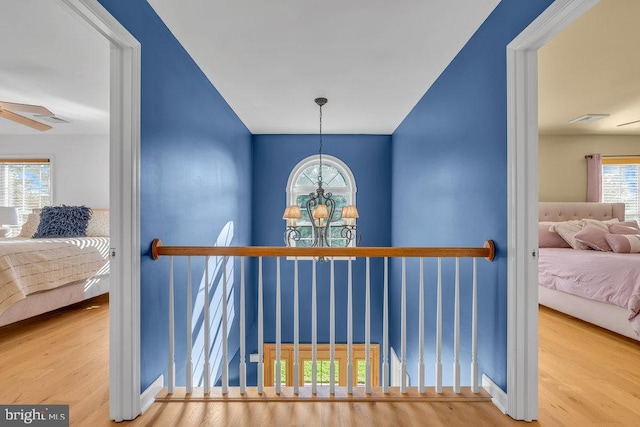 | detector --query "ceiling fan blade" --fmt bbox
[0,109,52,131]
[0,101,53,116]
